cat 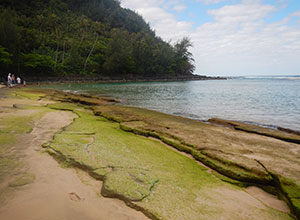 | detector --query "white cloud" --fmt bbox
[121,0,193,40]
[191,2,300,75]
[121,0,300,75]
[291,10,300,17]
[208,3,276,23]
